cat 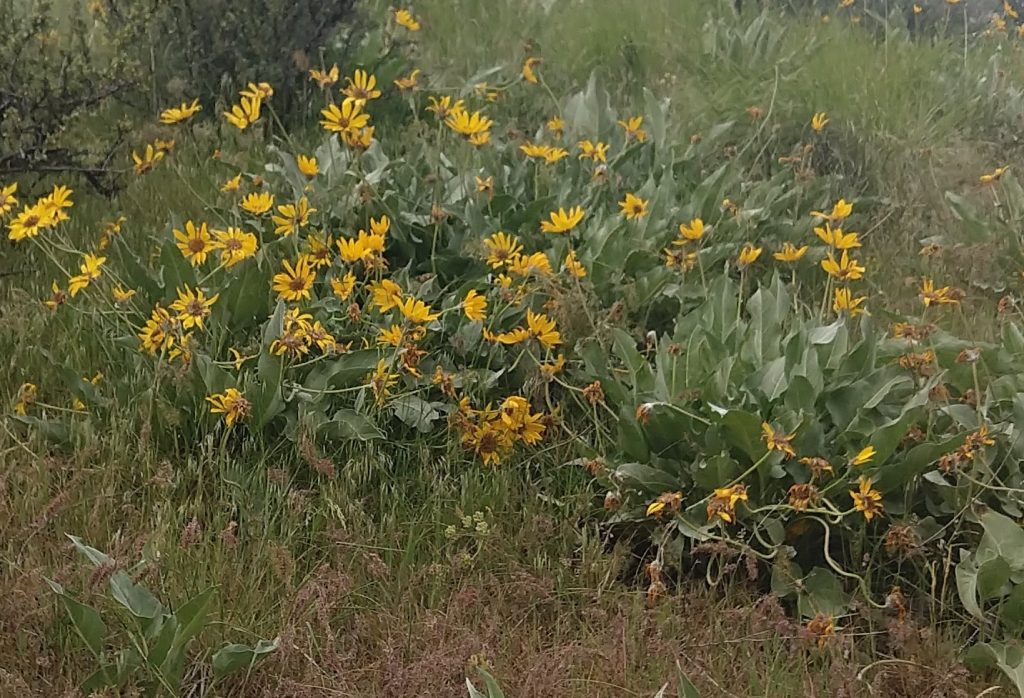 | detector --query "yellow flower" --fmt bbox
[303,232,334,269]
[344,126,376,149]
[833,288,867,316]
[394,68,421,91]
[563,249,587,278]
[138,305,178,354]
[159,98,202,125]
[547,116,565,134]
[762,422,797,458]
[331,271,357,301]
[378,324,405,347]
[271,197,316,237]
[707,484,748,524]
[173,220,213,266]
[320,98,370,135]
[370,215,391,237]
[132,144,165,175]
[398,296,440,324]
[913,2,922,11]
[367,359,399,404]
[527,309,561,348]
[821,251,866,281]
[810,199,853,222]
[171,285,219,330]
[980,166,1010,184]
[522,56,542,84]
[40,184,73,222]
[223,96,262,131]
[206,388,251,427]
[370,279,404,312]
[112,285,136,304]
[239,82,273,100]
[240,191,274,215]
[68,253,105,297]
[850,476,884,521]
[814,223,861,249]
[0,182,17,216]
[495,327,530,345]
[445,107,493,138]
[677,218,705,242]
[810,111,829,132]
[297,155,319,177]
[426,95,463,119]
[618,116,647,142]
[14,382,38,415]
[212,227,258,267]
[342,68,382,103]
[773,242,808,263]
[919,278,960,307]
[619,193,649,220]
[272,256,317,302]
[483,231,523,268]
[508,251,553,277]
[336,230,385,263]
[463,289,488,321]
[736,244,762,267]
[577,140,609,162]
[394,8,421,30]
[850,446,876,466]
[7,204,54,242]
[221,174,242,192]
[664,247,698,271]
[540,206,585,234]
[475,175,494,197]
[309,64,340,88]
